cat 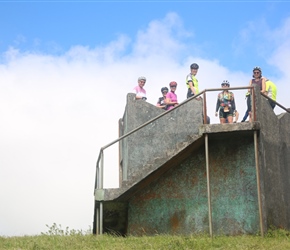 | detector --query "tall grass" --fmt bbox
[1,224,290,250]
